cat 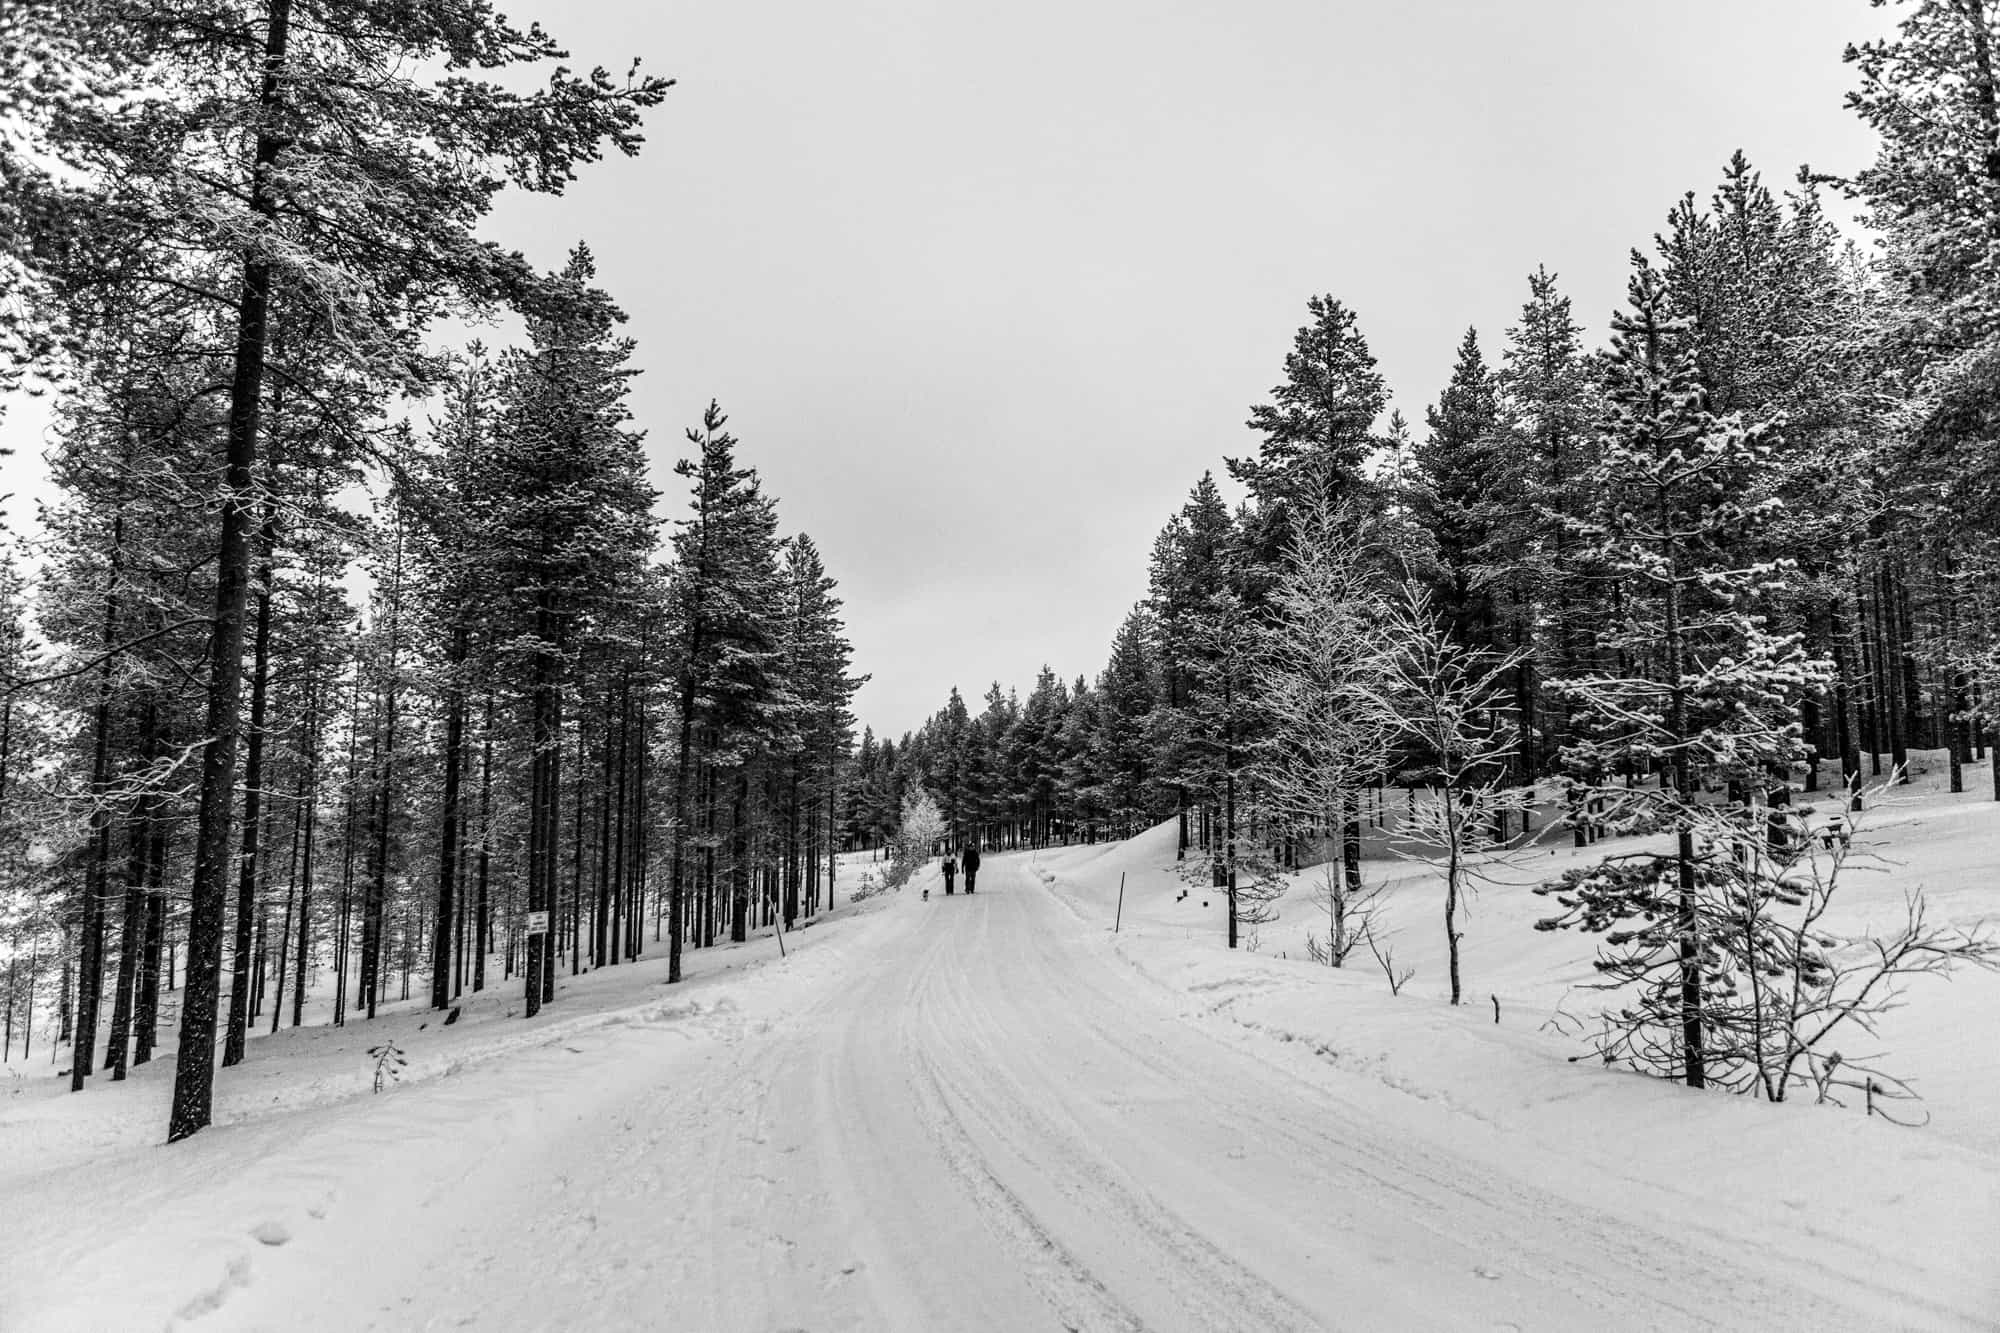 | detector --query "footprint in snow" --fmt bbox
[251,1221,292,1247]
[1473,1265,1502,1281]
